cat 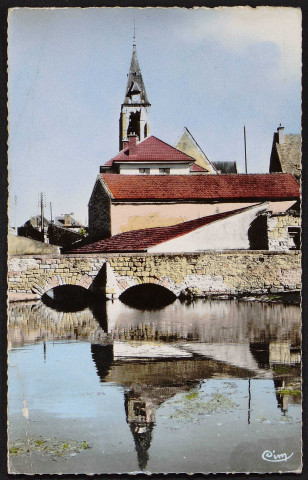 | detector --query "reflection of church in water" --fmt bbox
[91,338,301,470]
[9,296,301,471]
[91,343,248,470]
